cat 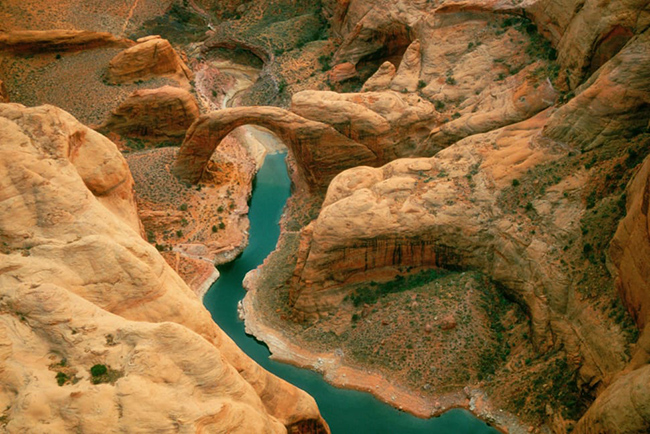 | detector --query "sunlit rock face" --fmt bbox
[0,103,329,434]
